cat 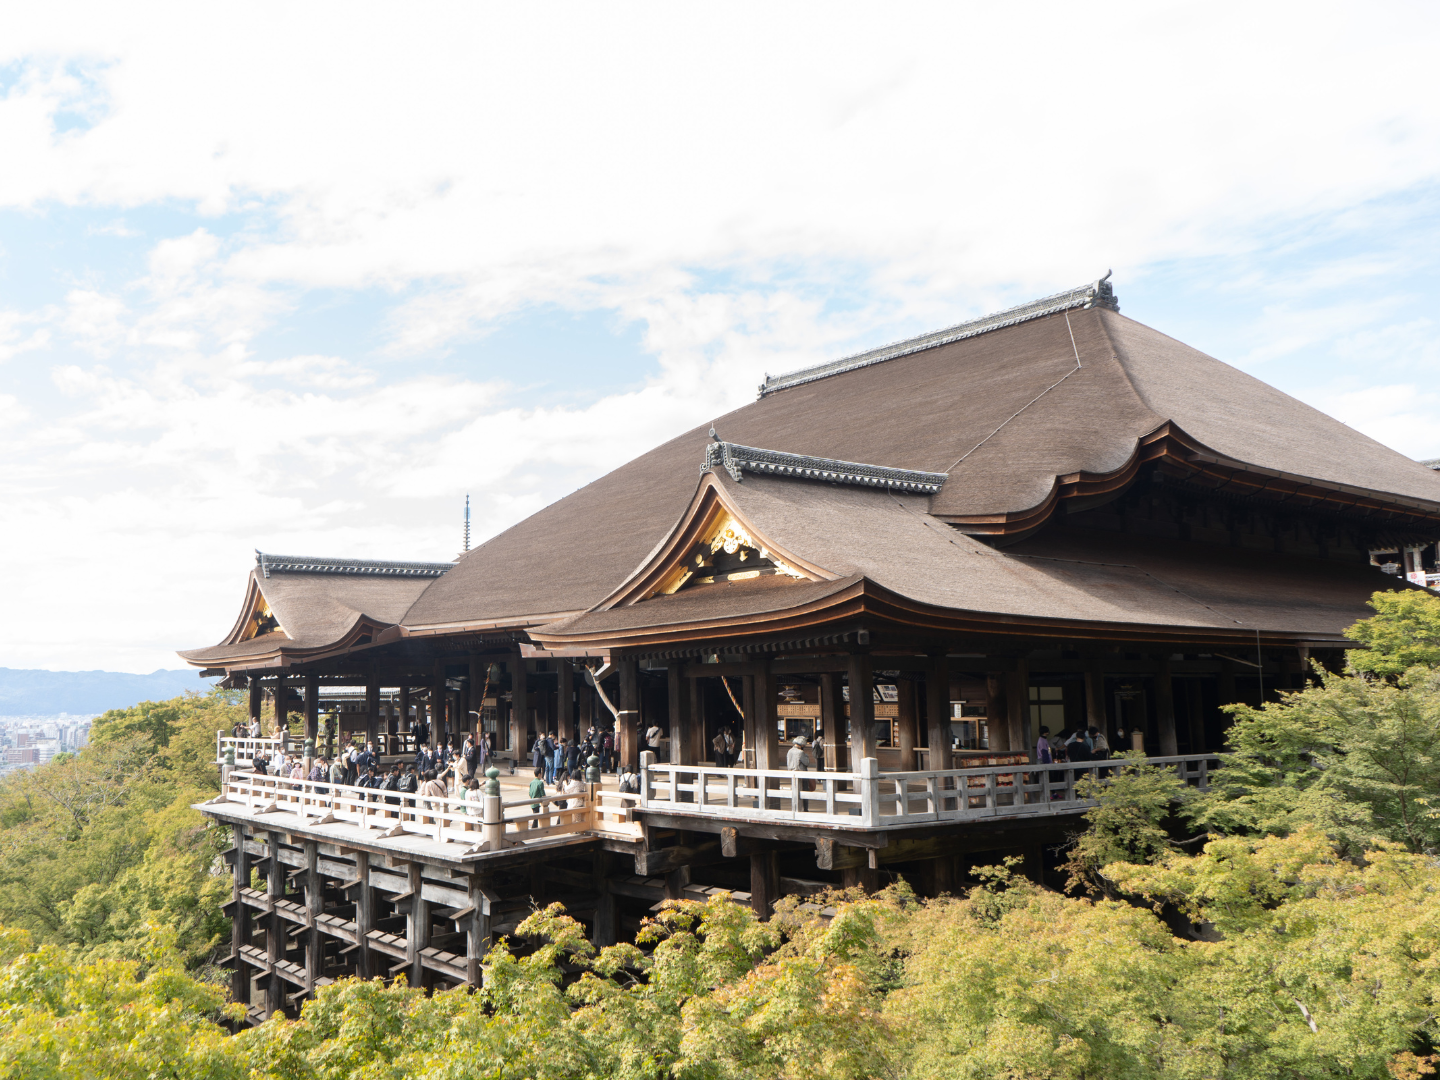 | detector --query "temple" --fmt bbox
[186,275,1440,1020]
